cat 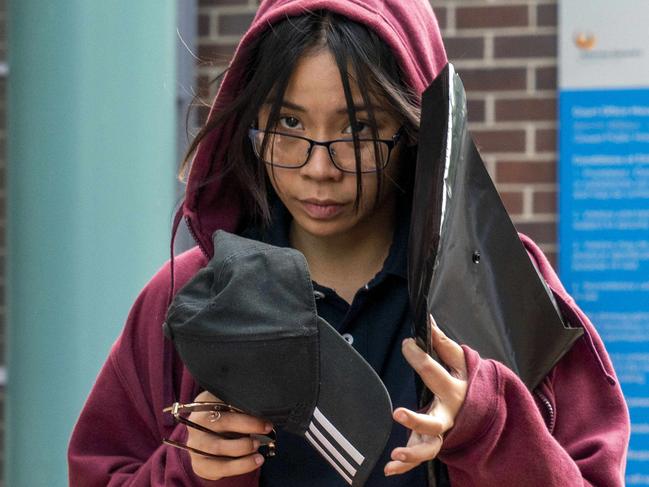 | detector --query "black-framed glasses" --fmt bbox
[162,401,277,459]
[248,127,404,173]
